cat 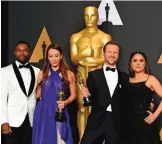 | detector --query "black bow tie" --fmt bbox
[106,67,116,72]
[19,64,30,69]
